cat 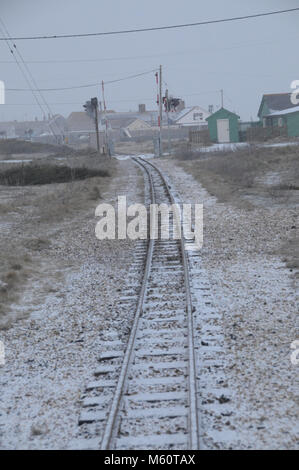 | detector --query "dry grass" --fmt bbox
[280,238,299,275]
[0,152,117,328]
[175,143,299,201]
[0,247,32,328]
[115,140,154,155]
[173,142,299,274]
